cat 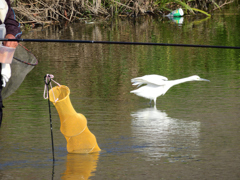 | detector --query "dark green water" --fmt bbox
[0,4,240,180]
